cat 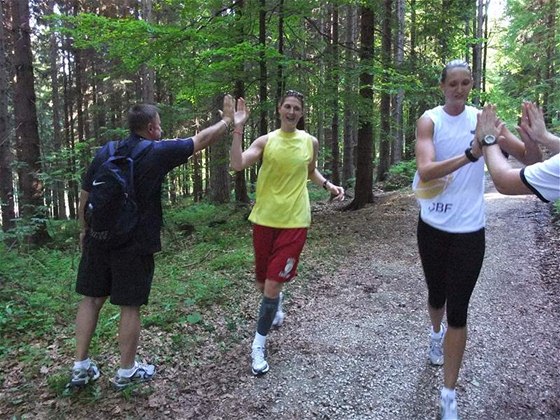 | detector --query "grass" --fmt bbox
[0,185,337,411]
